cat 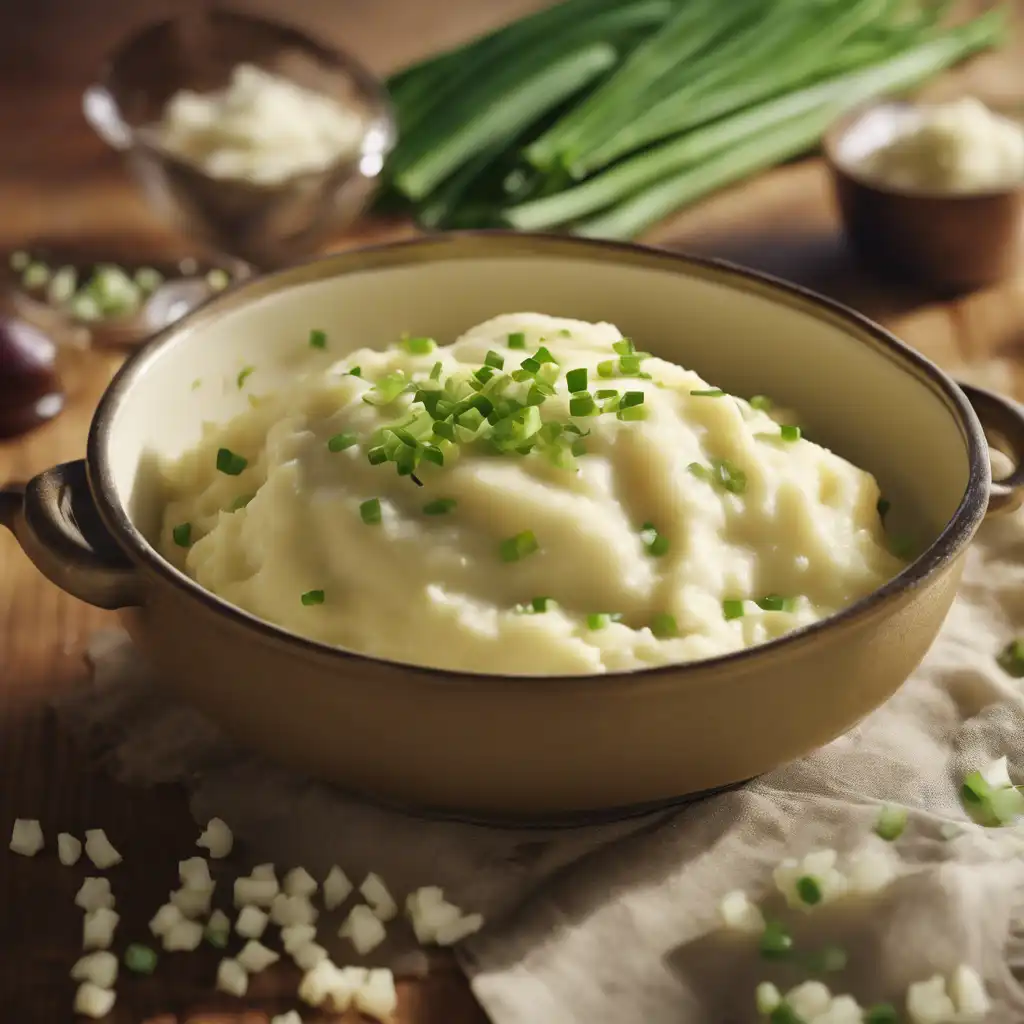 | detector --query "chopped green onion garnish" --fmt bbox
[348,366,363,378]
[423,498,456,515]
[191,378,202,391]
[558,328,572,337]
[711,459,746,494]
[961,770,991,807]
[769,1004,802,1024]
[877,497,891,519]
[586,612,621,630]
[612,338,635,356]
[758,920,793,959]
[688,463,710,482]
[530,596,555,613]
[519,357,541,376]
[216,448,248,476]
[566,368,588,393]
[402,335,436,354]
[507,332,526,349]
[500,530,539,563]
[124,943,158,975]
[639,523,669,557]
[618,355,643,375]
[205,922,229,948]
[229,494,254,512]
[620,391,645,409]
[484,350,505,370]
[328,432,358,453]
[874,804,908,841]
[597,360,617,379]
[756,594,793,612]
[863,1005,899,1024]
[236,366,255,389]
[367,446,388,465]
[780,425,801,442]
[363,372,408,406]
[429,361,443,381]
[172,523,192,548]
[360,498,382,525]
[690,389,725,398]
[571,438,587,456]
[749,395,773,411]
[569,394,596,417]
[595,389,617,400]
[997,639,1024,678]
[795,875,822,905]
[805,945,848,974]
[301,590,325,606]
[722,599,744,621]
[309,329,327,349]
[534,346,557,365]
[617,405,647,422]
[650,613,678,639]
